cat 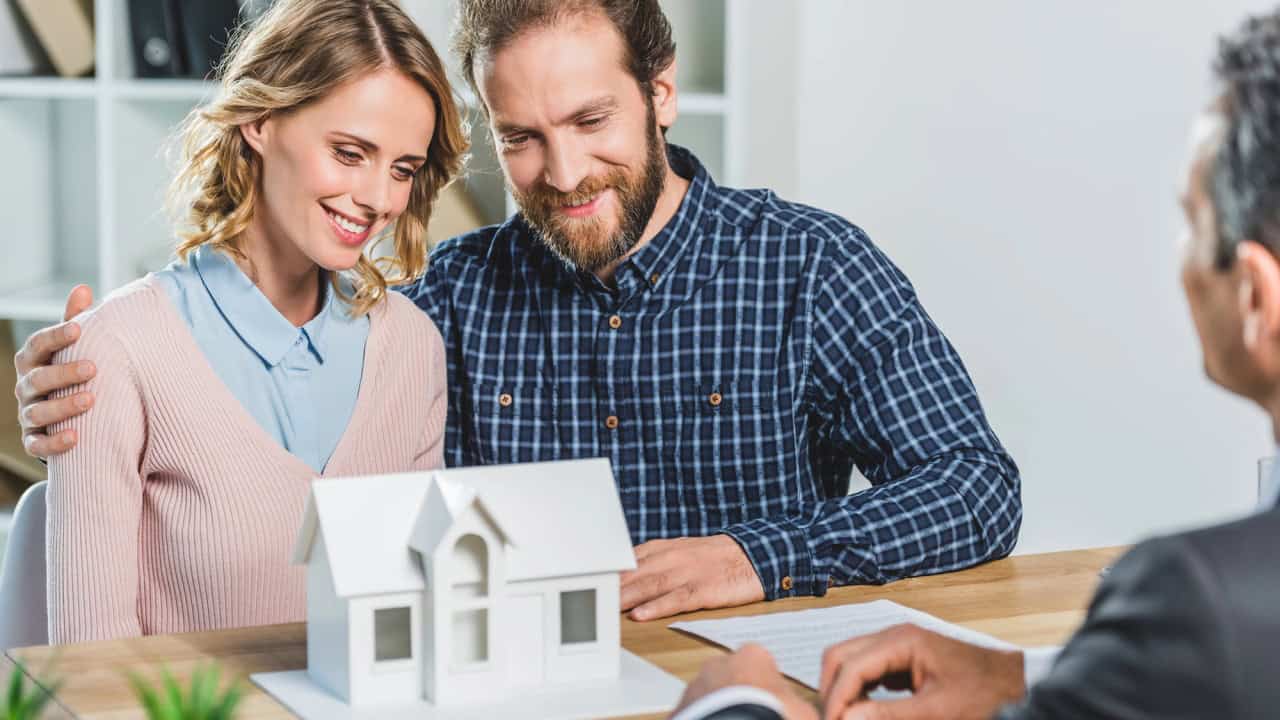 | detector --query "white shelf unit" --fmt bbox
[0,0,746,326]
